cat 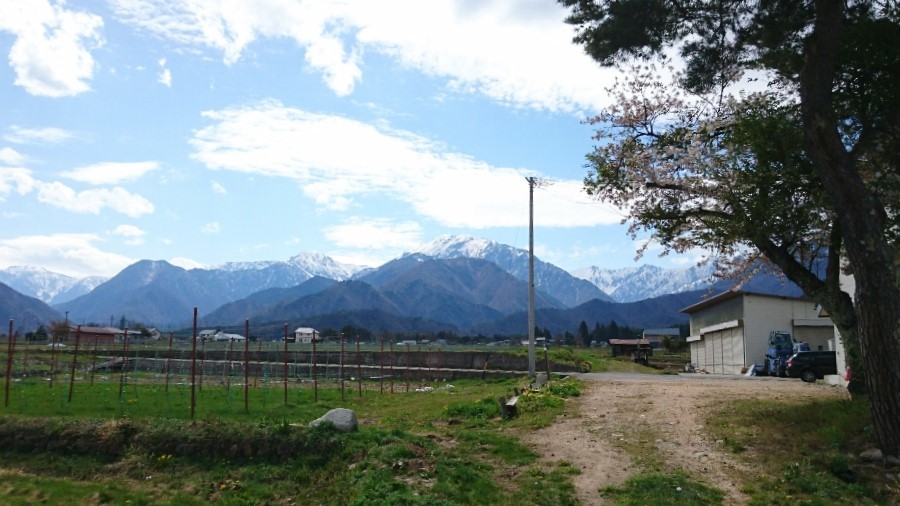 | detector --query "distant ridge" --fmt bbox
[2,234,806,334]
